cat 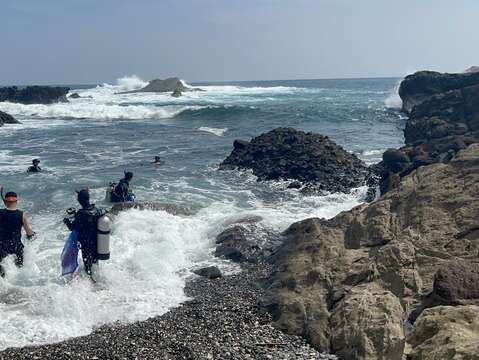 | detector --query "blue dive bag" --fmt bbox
[61,230,79,276]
